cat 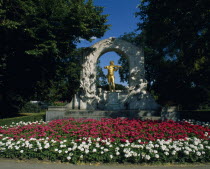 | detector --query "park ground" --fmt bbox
[0,158,210,169]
